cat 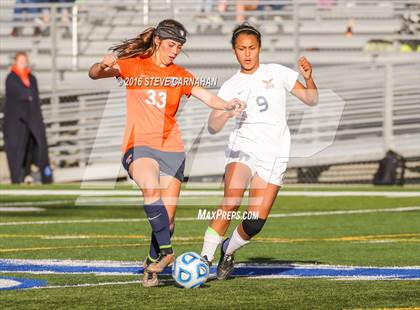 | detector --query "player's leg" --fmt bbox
[144,149,185,273]
[160,175,181,232]
[142,175,180,287]
[129,157,175,272]
[201,162,252,264]
[158,150,185,233]
[147,175,181,266]
[127,156,167,286]
[217,168,282,280]
[226,174,280,253]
